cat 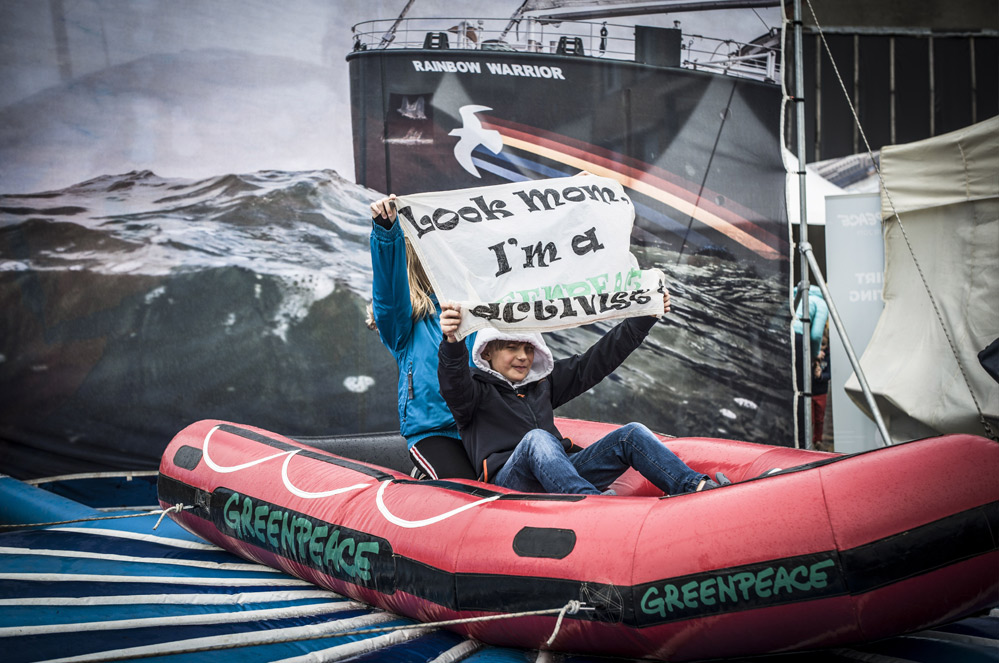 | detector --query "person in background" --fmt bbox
[793,285,829,363]
[793,285,829,448]
[811,322,831,449]
[437,294,725,496]
[368,194,477,480]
